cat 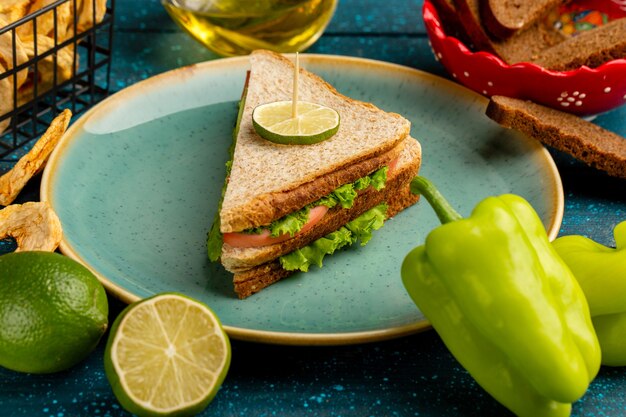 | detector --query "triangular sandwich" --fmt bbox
[208,50,422,298]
